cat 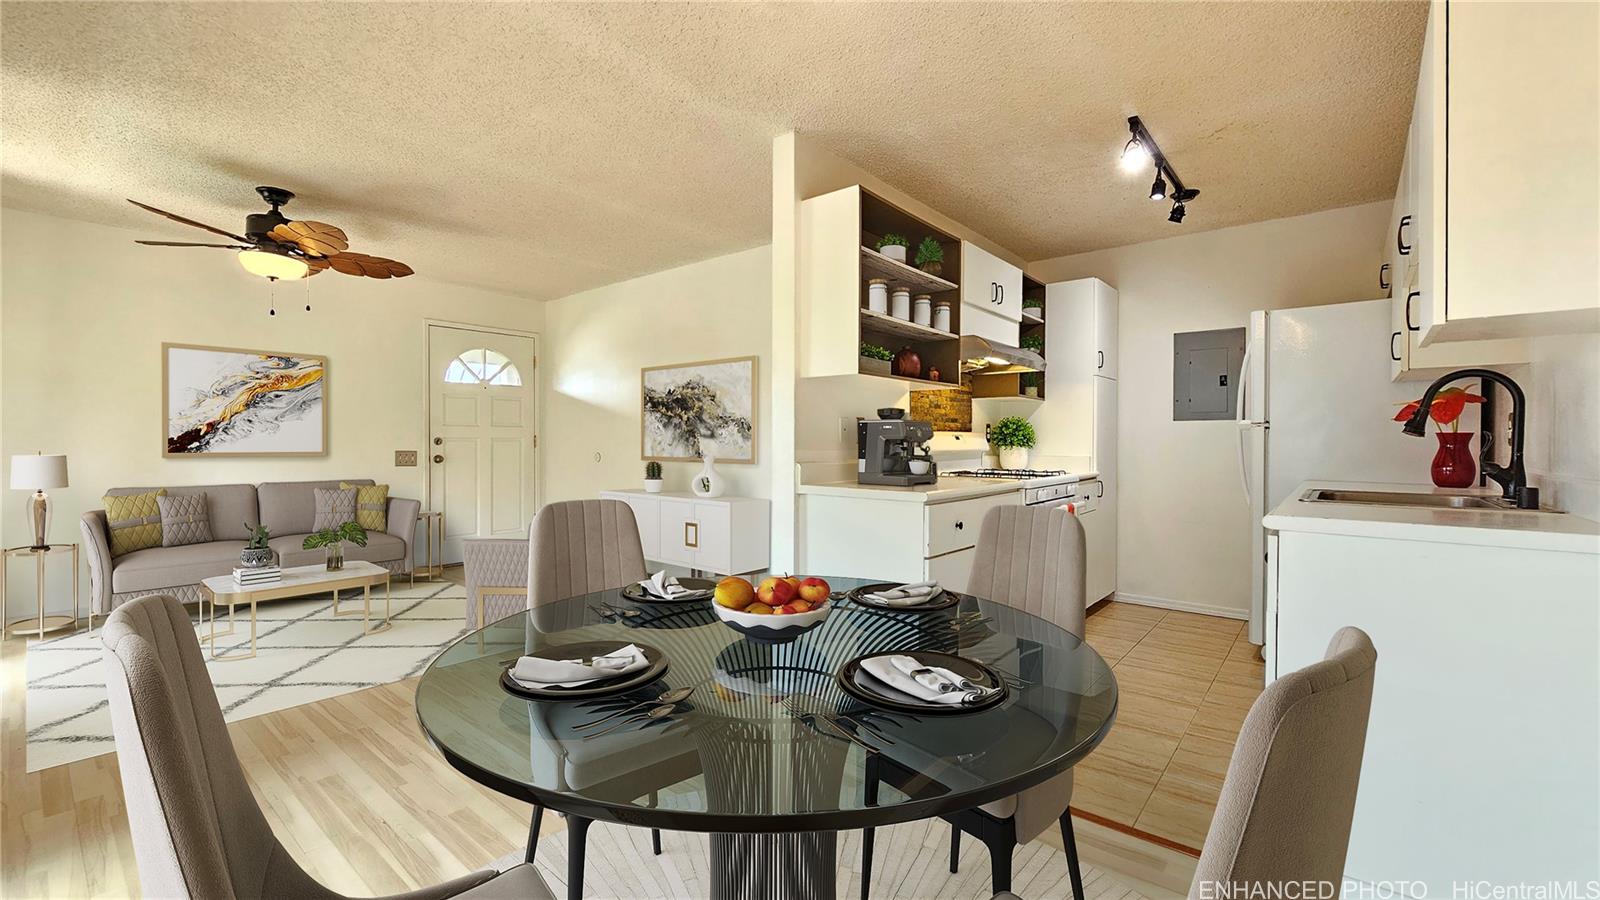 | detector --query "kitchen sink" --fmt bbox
[1300,488,1559,513]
